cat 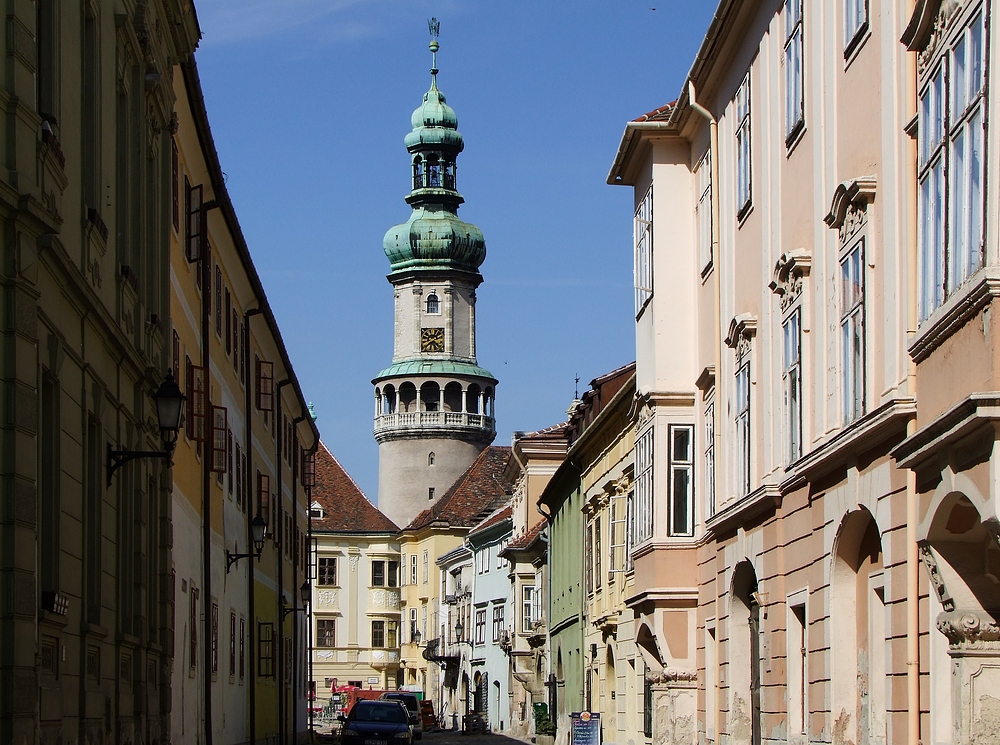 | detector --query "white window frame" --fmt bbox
[668,425,695,536]
[704,396,716,517]
[634,185,653,314]
[735,362,751,498]
[918,8,987,321]
[522,585,535,632]
[491,604,504,643]
[634,428,653,543]
[844,0,868,55]
[840,239,865,425]
[782,309,802,463]
[422,550,429,584]
[696,150,713,272]
[784,0,804,142]
[735,73,752,217]
[474,609,487,646]
[410,555,417,585]
[409,608,418,642]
